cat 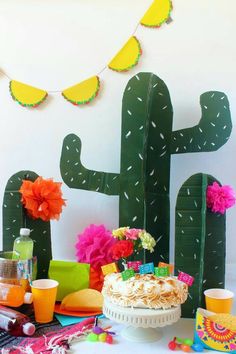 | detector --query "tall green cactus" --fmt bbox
[175,173,226,318]
[60,73,232,263]
[2,171,52,278]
